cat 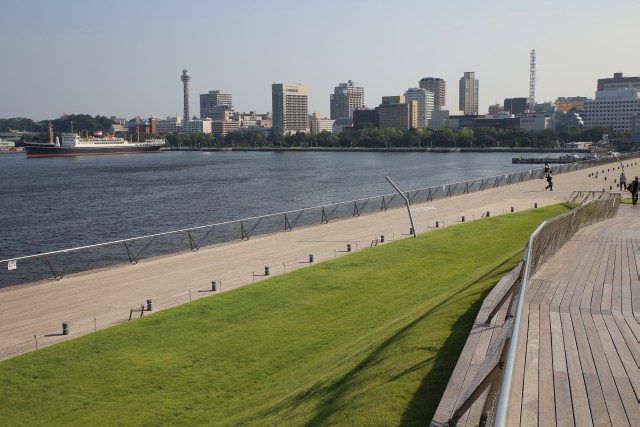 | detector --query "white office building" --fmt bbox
[583,89,640,132]
[182,118,212,135]
[404,87,434,128]
[155,115,183,134]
